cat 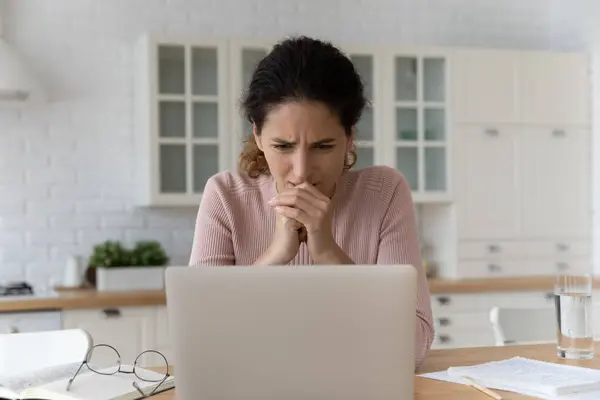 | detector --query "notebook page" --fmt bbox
[420,370,600,400]
[25,365,174,400]
[447,357,600,396]
[0,362,81,394]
